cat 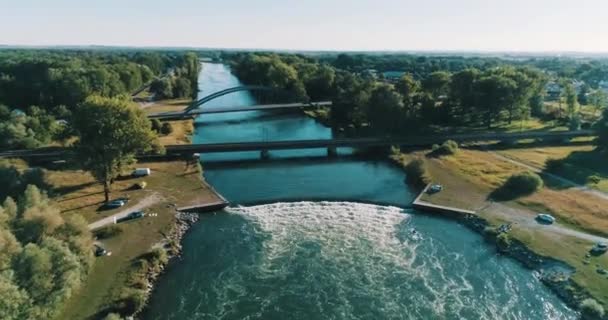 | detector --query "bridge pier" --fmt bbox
[327,147,338,157]
[260,149,270,160]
